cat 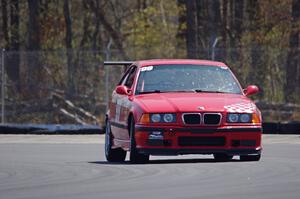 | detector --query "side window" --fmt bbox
[118,67,131,85]
[124,66,137,88]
